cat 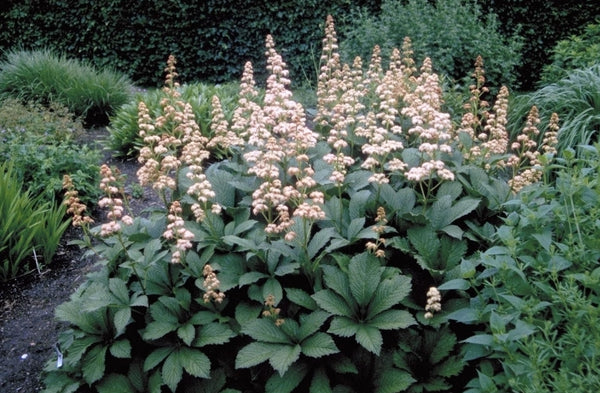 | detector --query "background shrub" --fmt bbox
[540,20,600,86]
[0,49,132,126]
[339,0,523,92]
[0,98,101,204]
[481,0,600,90]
